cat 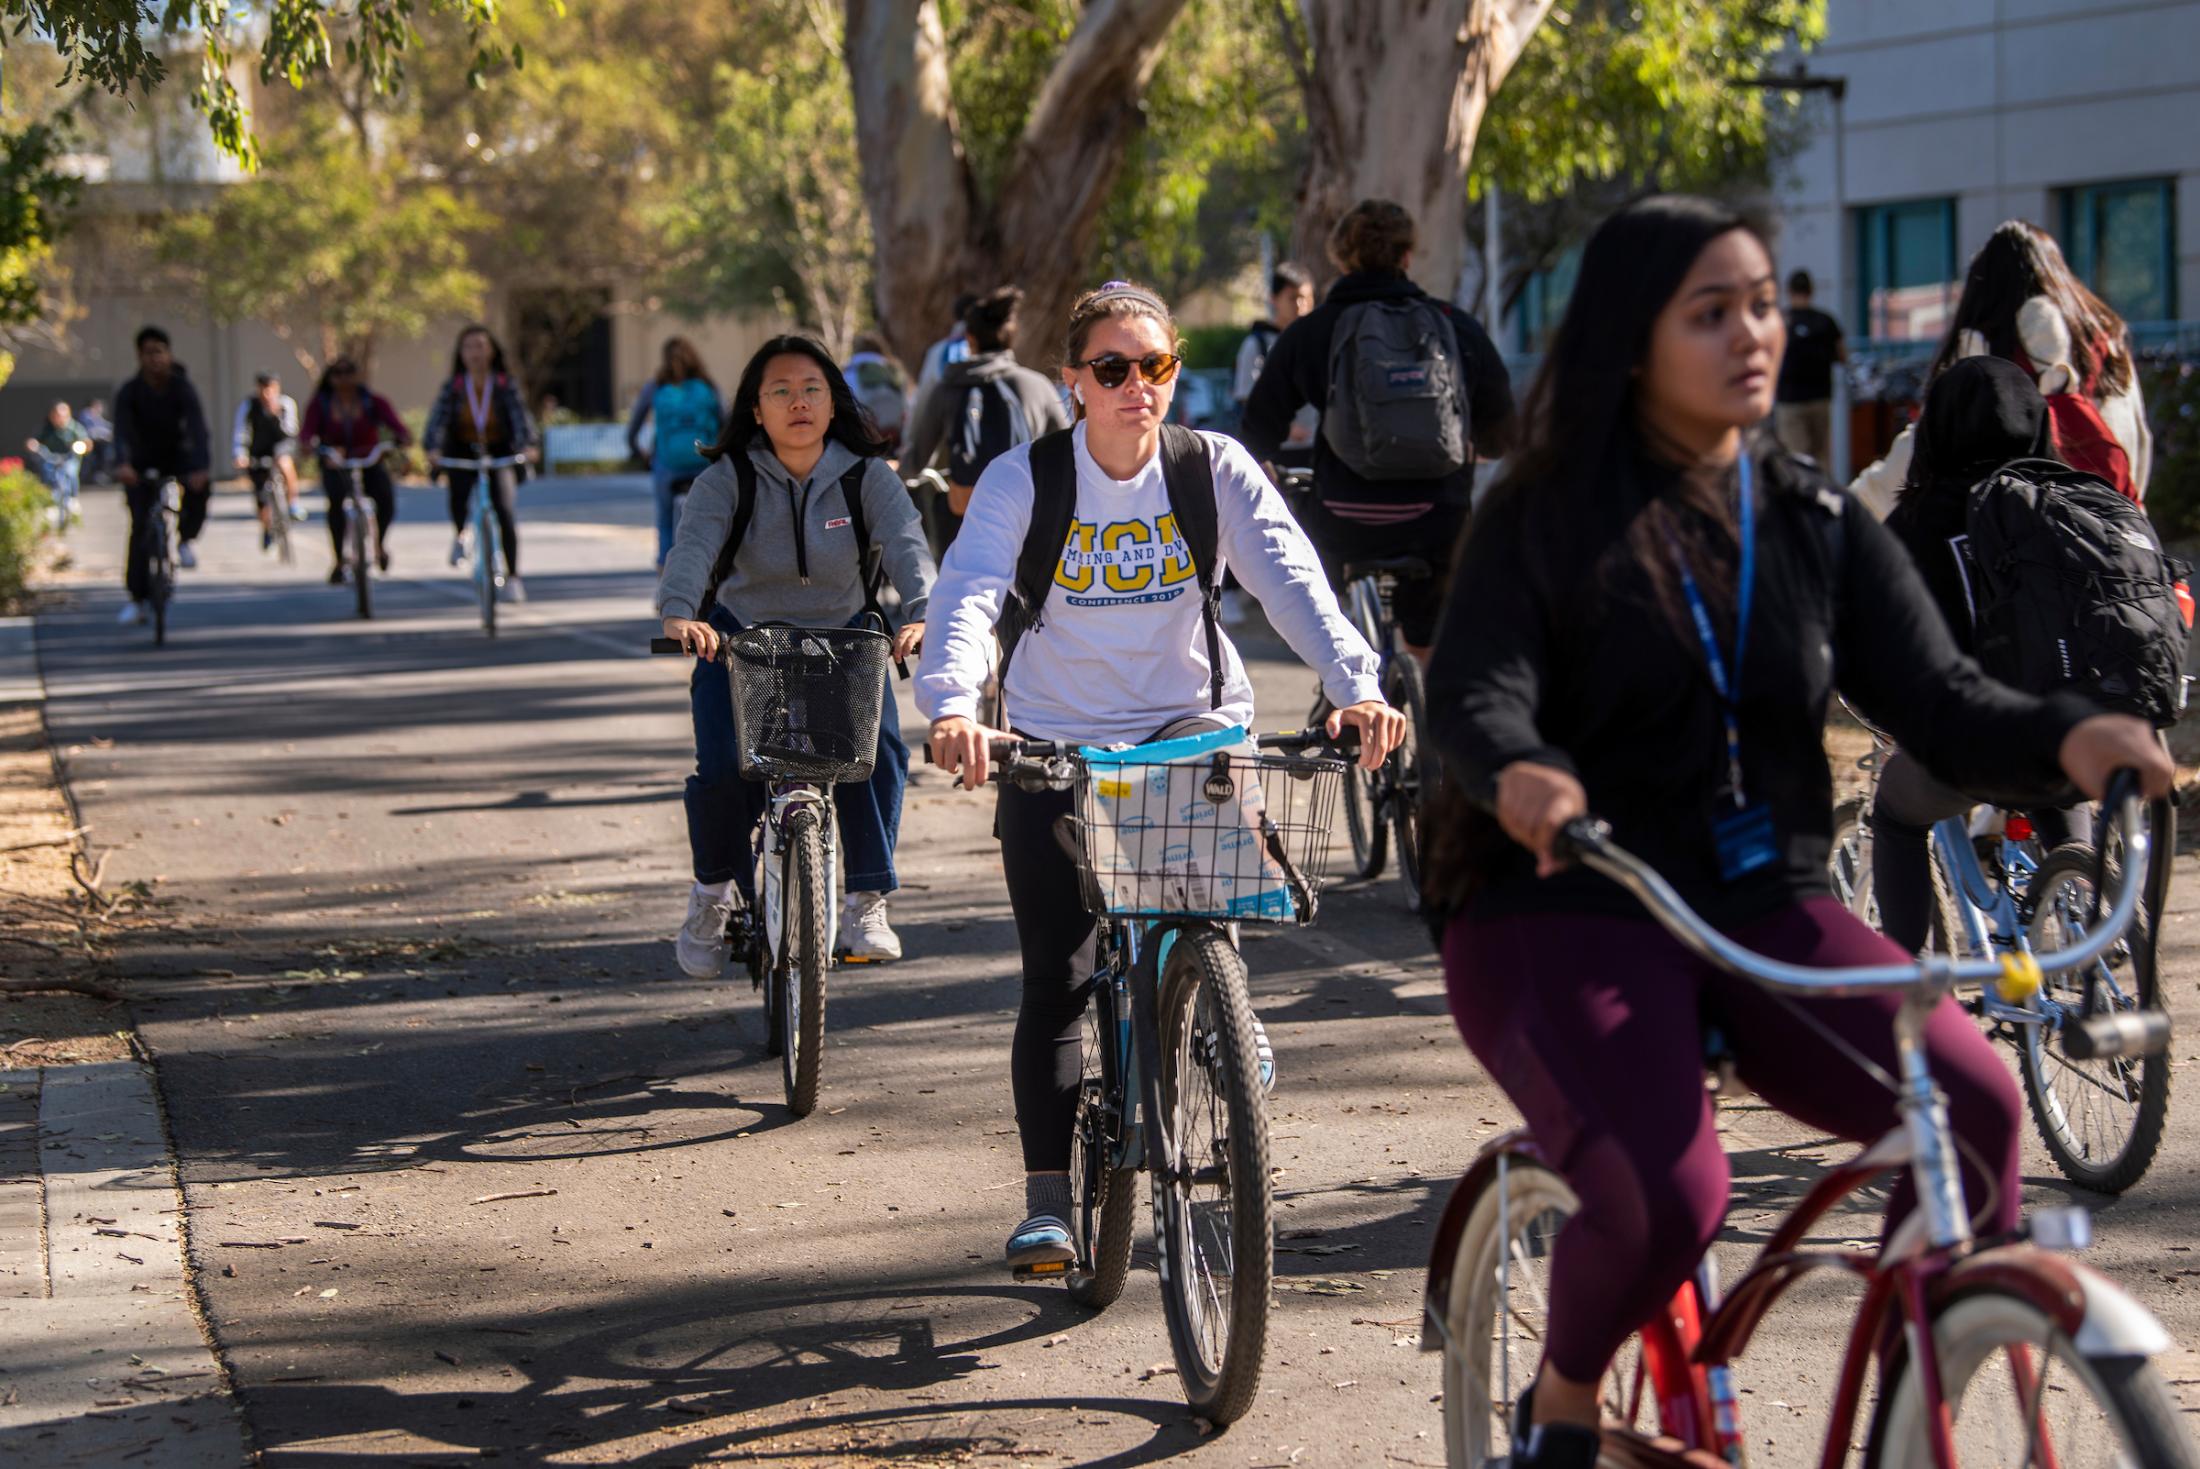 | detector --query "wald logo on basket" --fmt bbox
[1054,513,1200,607]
